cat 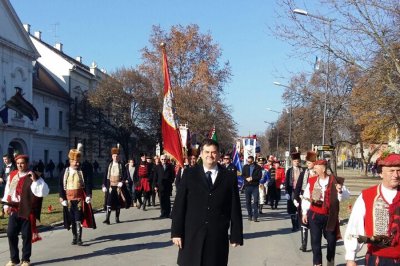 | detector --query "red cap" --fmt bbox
[314,159,327,165]
[377,153,400,167]
[14,154,29,161]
